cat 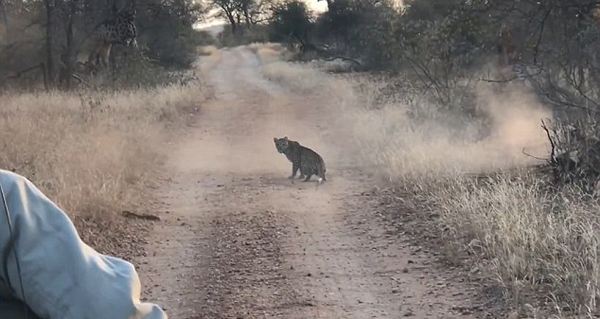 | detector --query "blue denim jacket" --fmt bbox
[0,170,167,319]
